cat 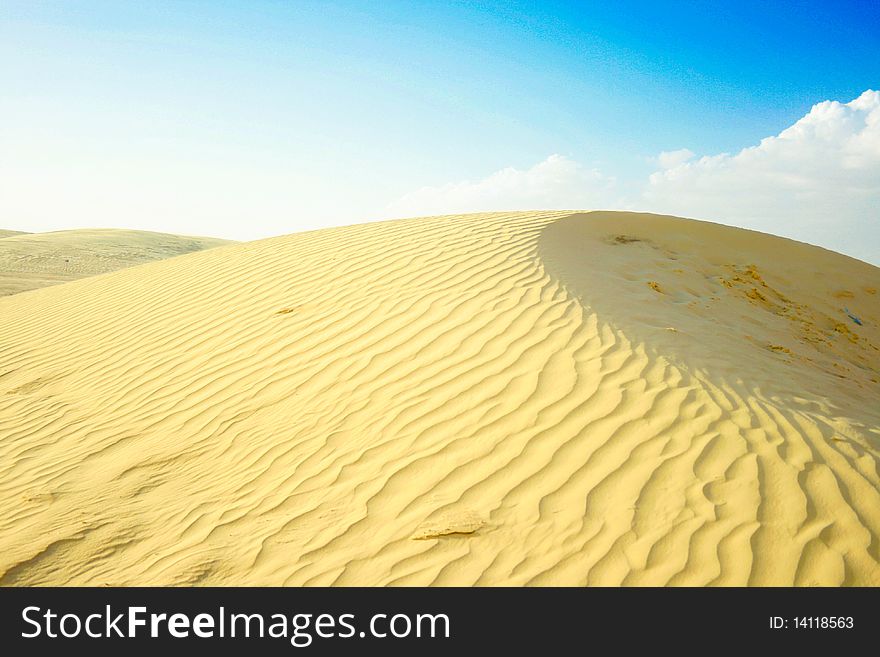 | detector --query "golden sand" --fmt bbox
[0,211,877,585]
